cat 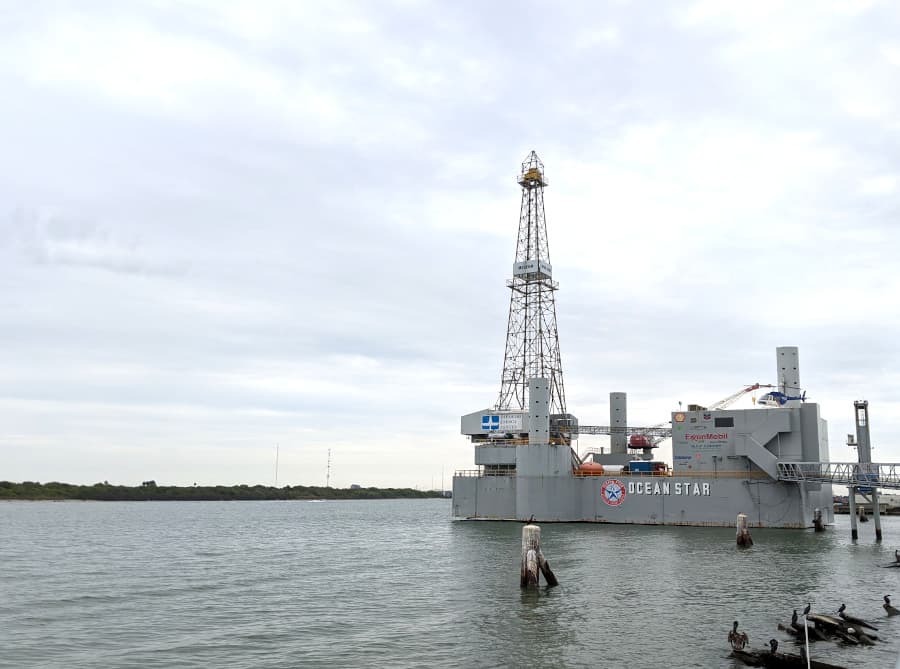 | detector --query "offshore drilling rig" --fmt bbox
[452,152,842,528]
